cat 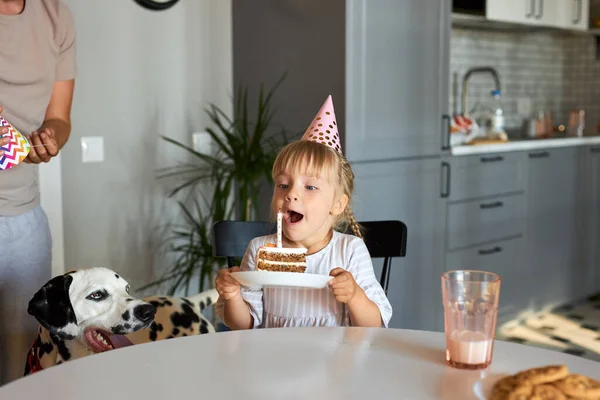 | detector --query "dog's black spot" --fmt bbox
[206,297,212,307]
[148,322,163,341]
[126,298,134,302]
[111,325,124,335]
[199,301,206,311]
[172,328,180,335]
[182,333,187,336]
[164,300,173,306]
[27,274,77,338]
[167,335,174,339]
[56,361,62,365]
[182,298,192,306]
[170,303,200,329]
[150,300,163,309]
[159,297,167,300]
[50,334,71,361]
[38,339,54,358]
[115,274,120,279]
[122,310,130,321]
[200,318,209,334]
[124,323,131,329]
